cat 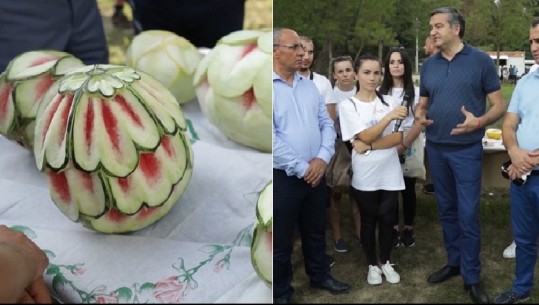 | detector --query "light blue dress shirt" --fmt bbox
[507,68,539,170]
[273,71,336,178]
